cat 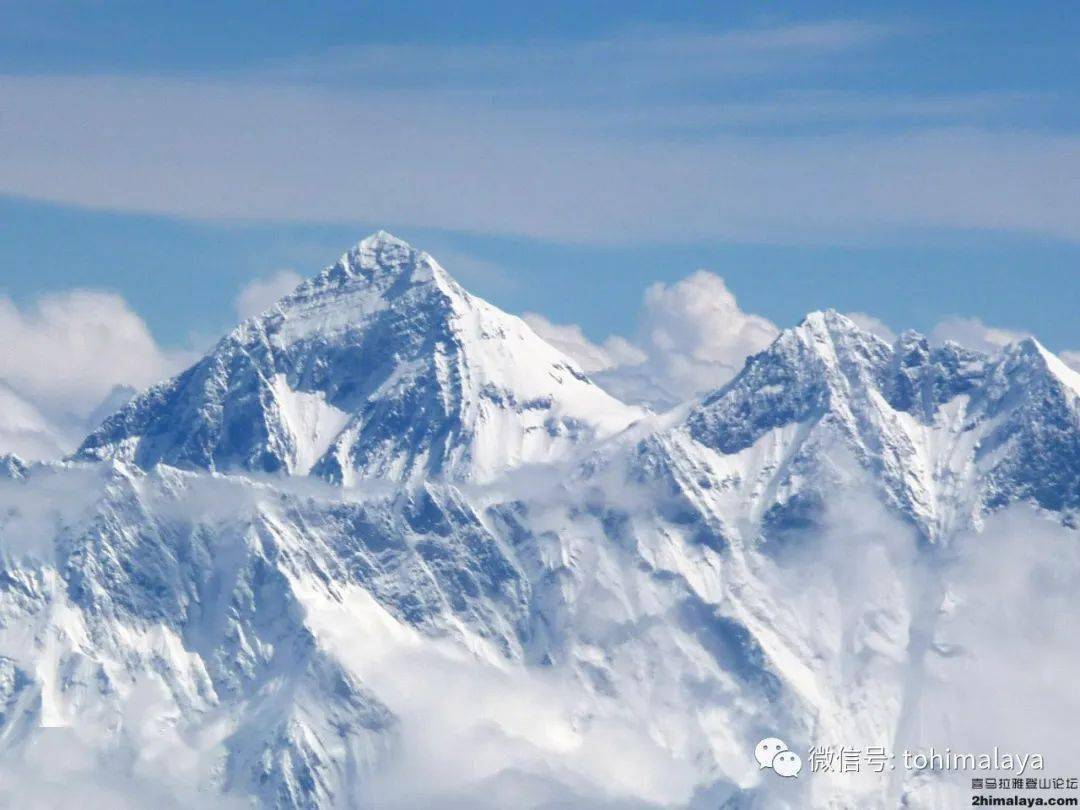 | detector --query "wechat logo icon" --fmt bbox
[755,737,802,778]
